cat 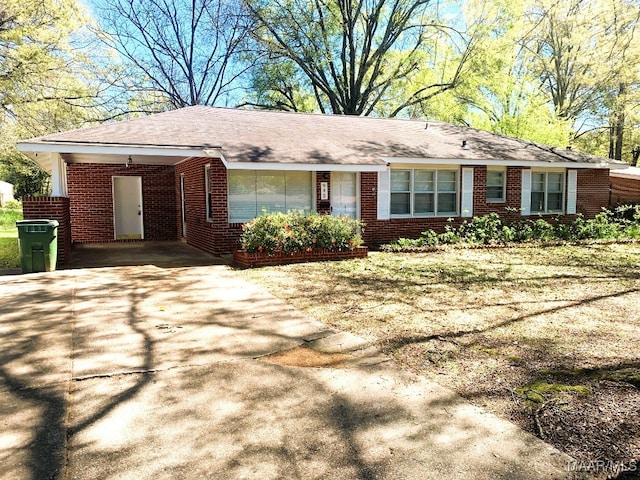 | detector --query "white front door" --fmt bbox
[113,176,144,240]
[331,172,358,218]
